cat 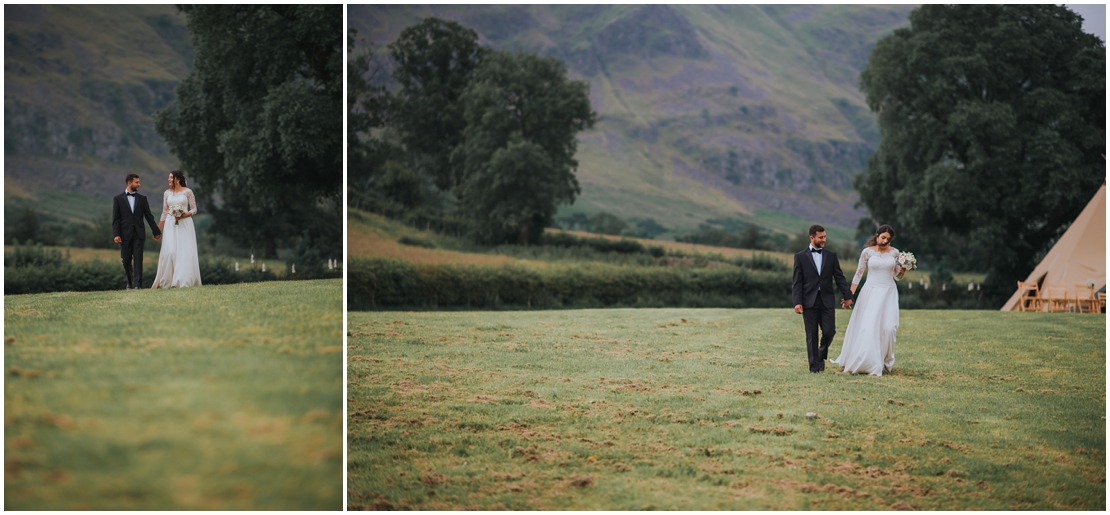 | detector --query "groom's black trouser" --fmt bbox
[120,236,145,289]
[803,293,836,372]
